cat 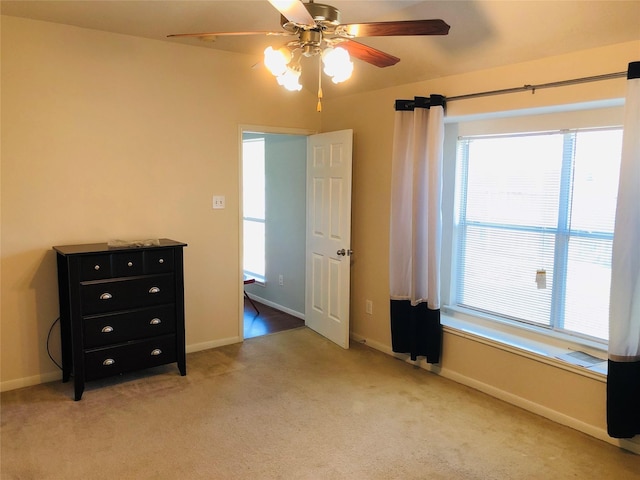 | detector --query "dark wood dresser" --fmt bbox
[53,239,187,400]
